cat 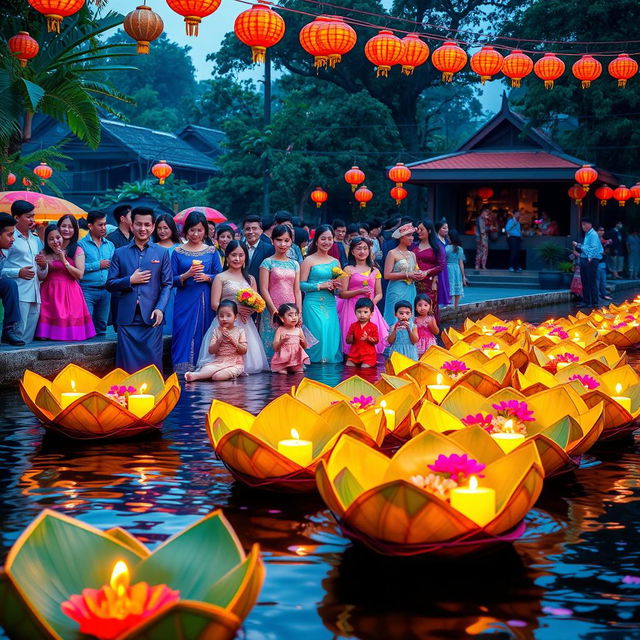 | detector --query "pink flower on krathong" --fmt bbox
[118,386,127,394]
[428,453,486,484]
[481,342,498,349]
[492,325,508,332]
[625,315,635,322]
[492,400,535,422]
[109,385,119,393]
[462,413,495,432]
[568,374,600,390]
[550,327,569,339]
[441,360,469,374]
[613,322,629,330]
[350,395,374,410]
[556,352,579,363]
